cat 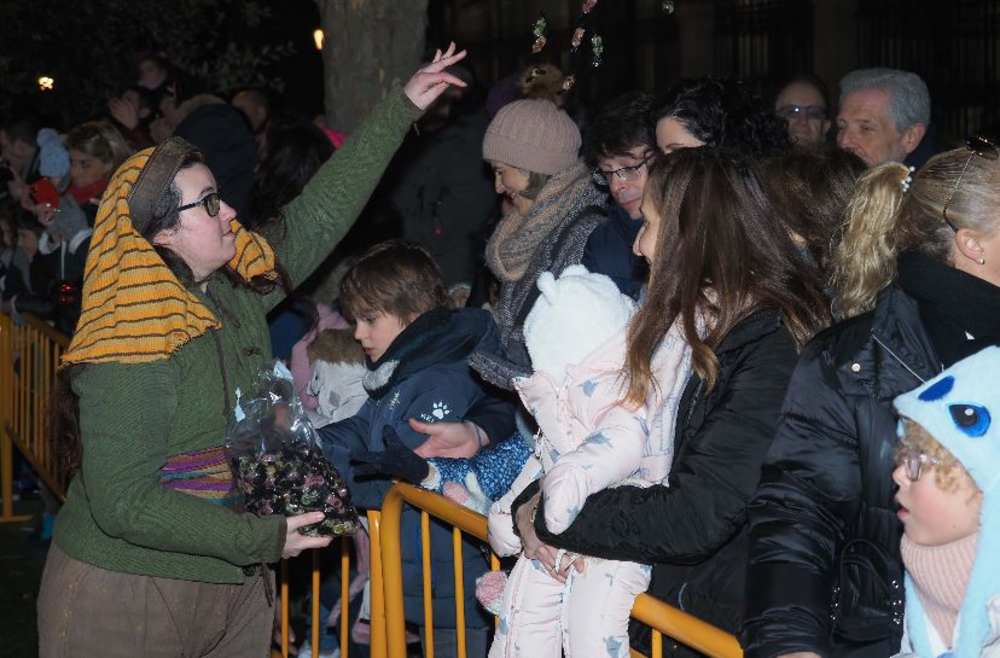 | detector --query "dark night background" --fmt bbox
[2,0,999,146]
